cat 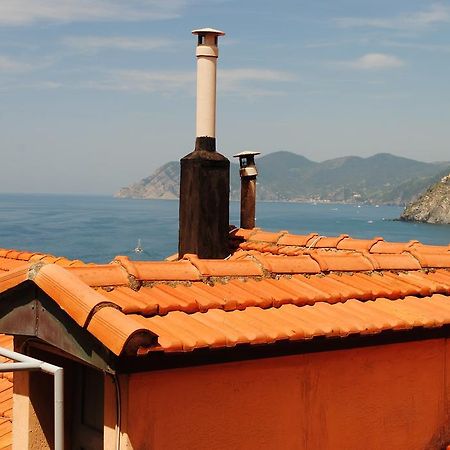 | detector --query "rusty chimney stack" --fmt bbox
[234,151,260,229]
[178,28,230,259]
